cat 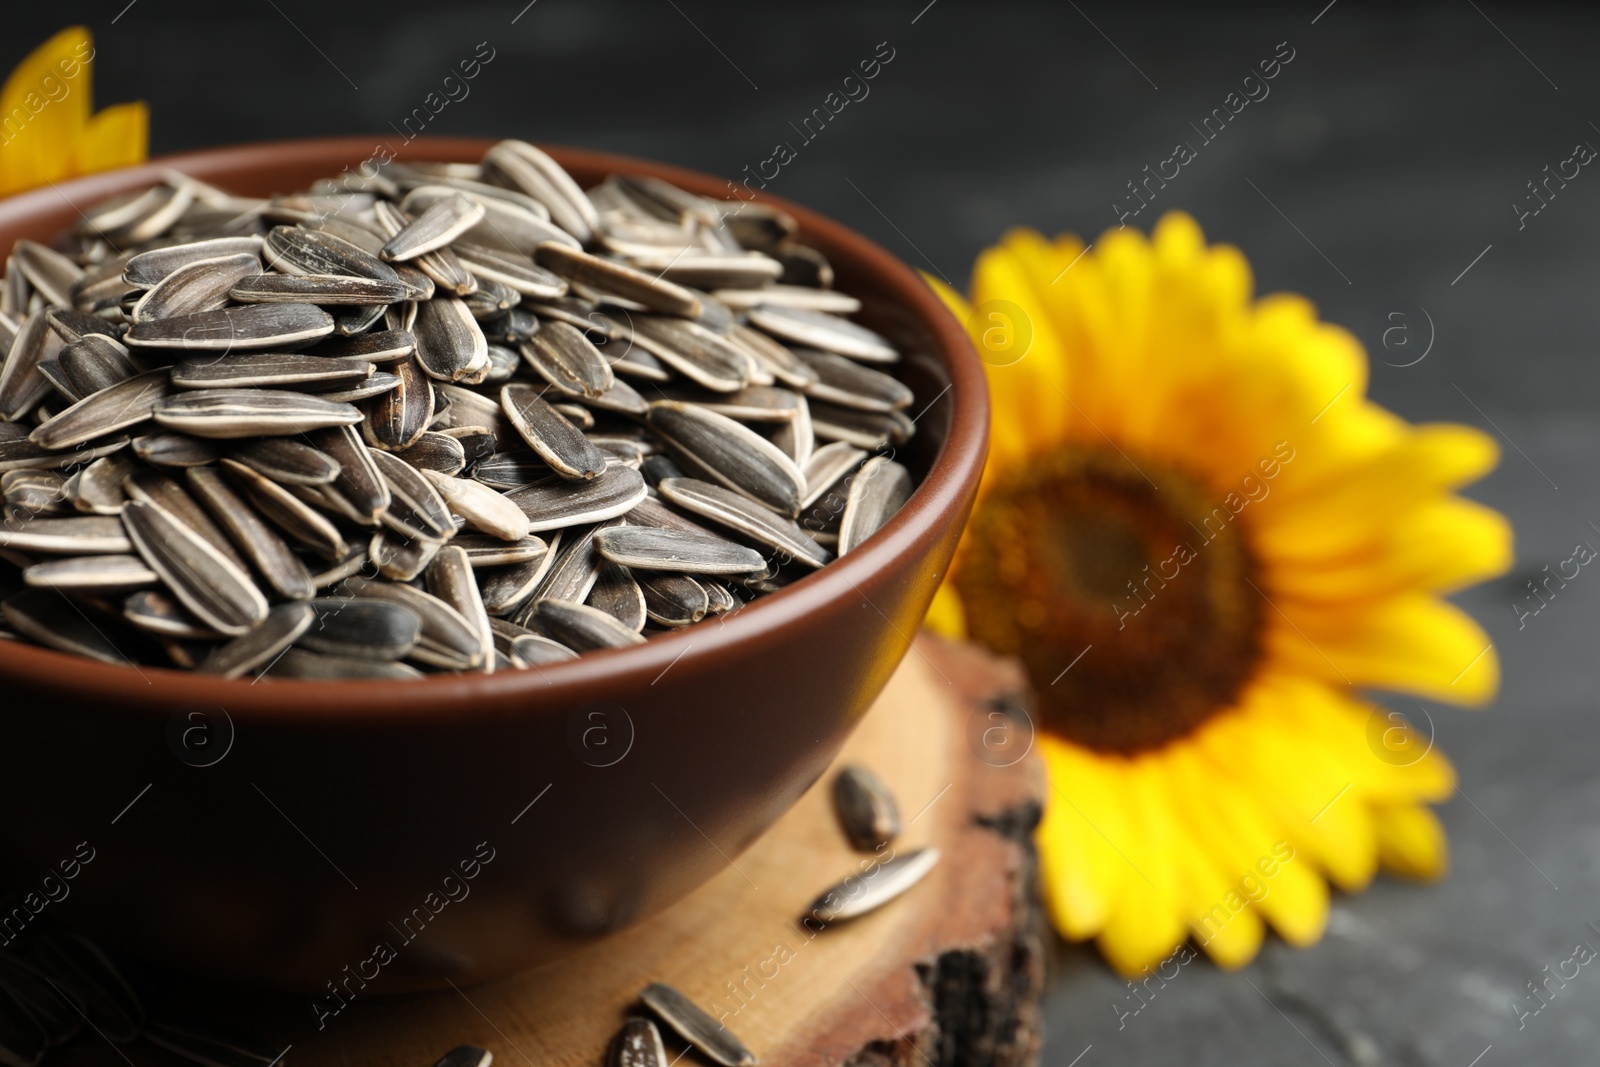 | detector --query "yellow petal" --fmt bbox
[1373,803,1448,880]
[75,101,147,175]
[1094,759,1187,976]
[1037,739,1128,940]
[0,26,94,196]
[1268,594,1500,705]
